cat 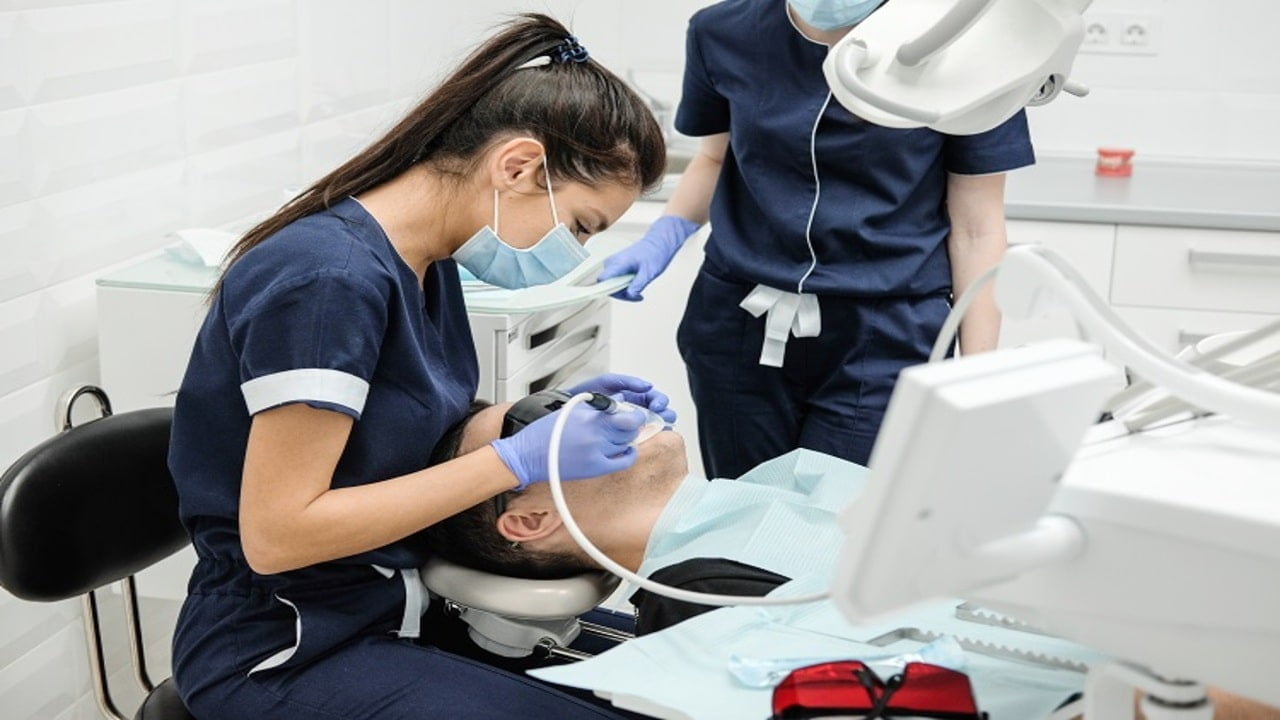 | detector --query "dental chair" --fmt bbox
[420,556,632,661]
[0,386,195,720]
